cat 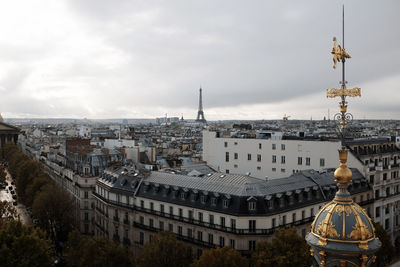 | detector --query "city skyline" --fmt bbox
[0,0,399,120]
